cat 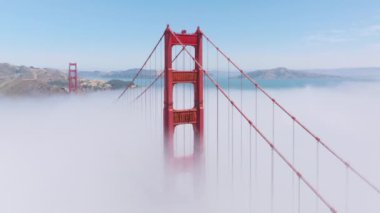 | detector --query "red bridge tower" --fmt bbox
[163,26,204,169]
[68,63,78,93]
